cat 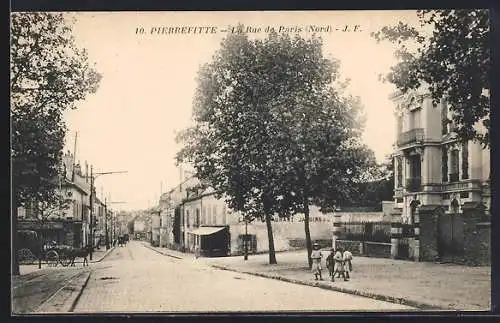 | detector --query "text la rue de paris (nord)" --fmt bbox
[136,25,361,35]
